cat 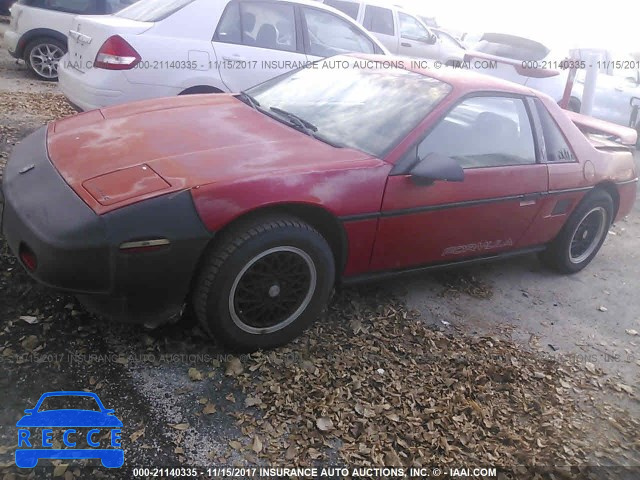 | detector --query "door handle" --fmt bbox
[519,192,544,206]
[401,42,411,47]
